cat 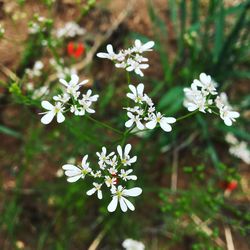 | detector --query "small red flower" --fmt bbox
[67,42,85,59]
[226,180,238,191]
